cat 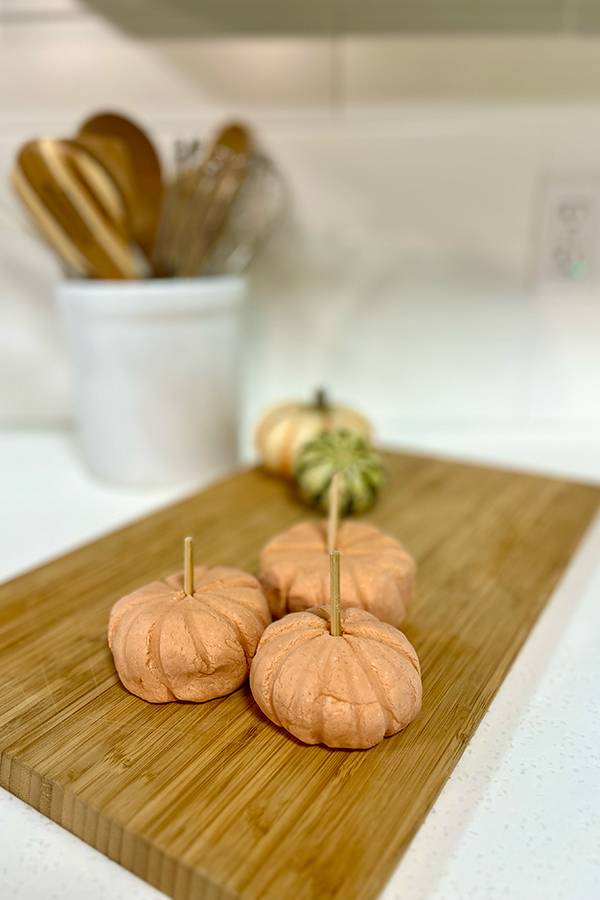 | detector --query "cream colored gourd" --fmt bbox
[250,605,422,749]
[108,561,271,703]
[255,389,373,479]
[258,520,415,627]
